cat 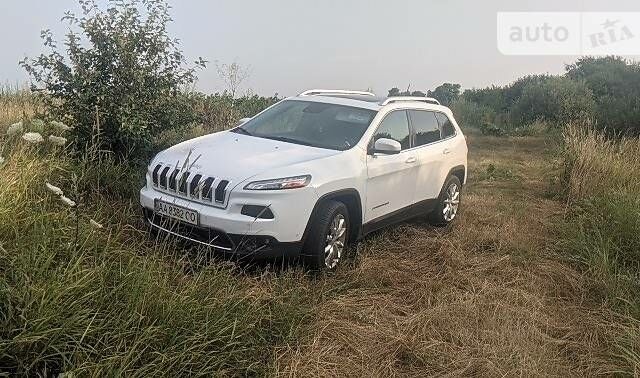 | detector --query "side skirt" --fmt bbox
[360,198,437,238]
